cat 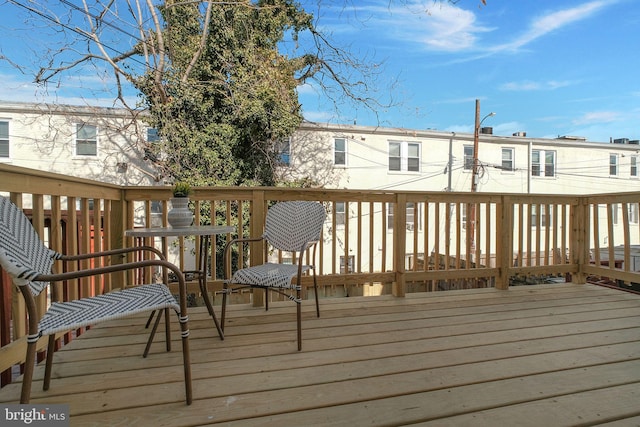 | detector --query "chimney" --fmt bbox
[512,131,527,137]
[480,127,493,135]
